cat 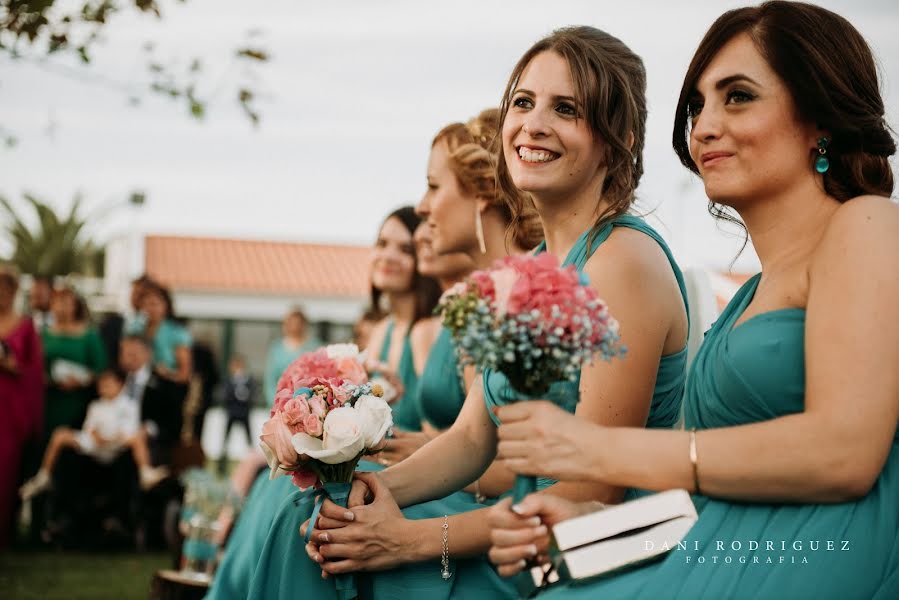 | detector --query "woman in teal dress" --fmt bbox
[375,222,474,467]
[205,207,440,600]
[264,308,320,407]
[127,282,192,385]
[488,4,899,599]
[271,30,688,595]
